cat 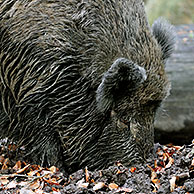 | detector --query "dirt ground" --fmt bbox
[0,140,194,194]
